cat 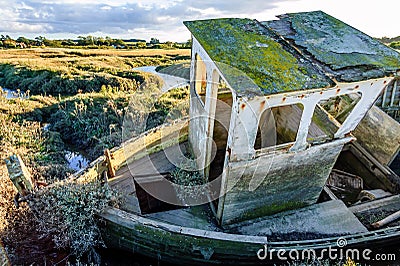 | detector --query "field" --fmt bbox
[0,48,190,264]
[0,48,190,95]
